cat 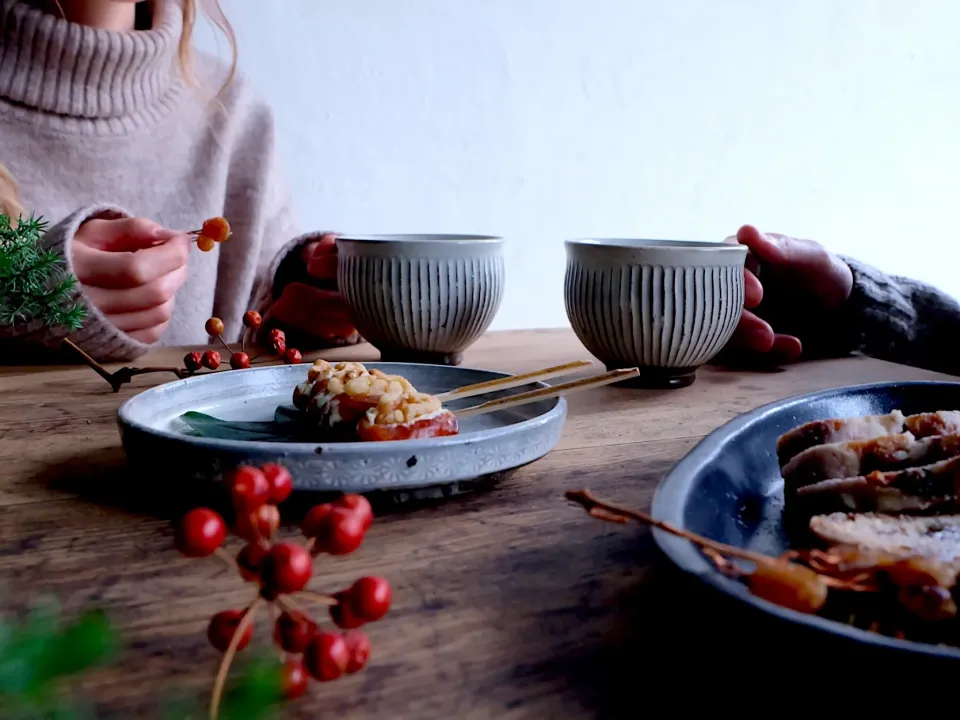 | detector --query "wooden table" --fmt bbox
[0,329,952,715]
